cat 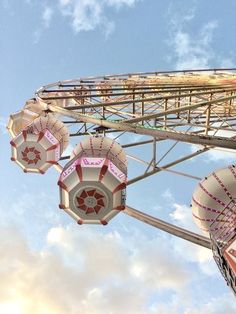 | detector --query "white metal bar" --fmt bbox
[124,206,211,249]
